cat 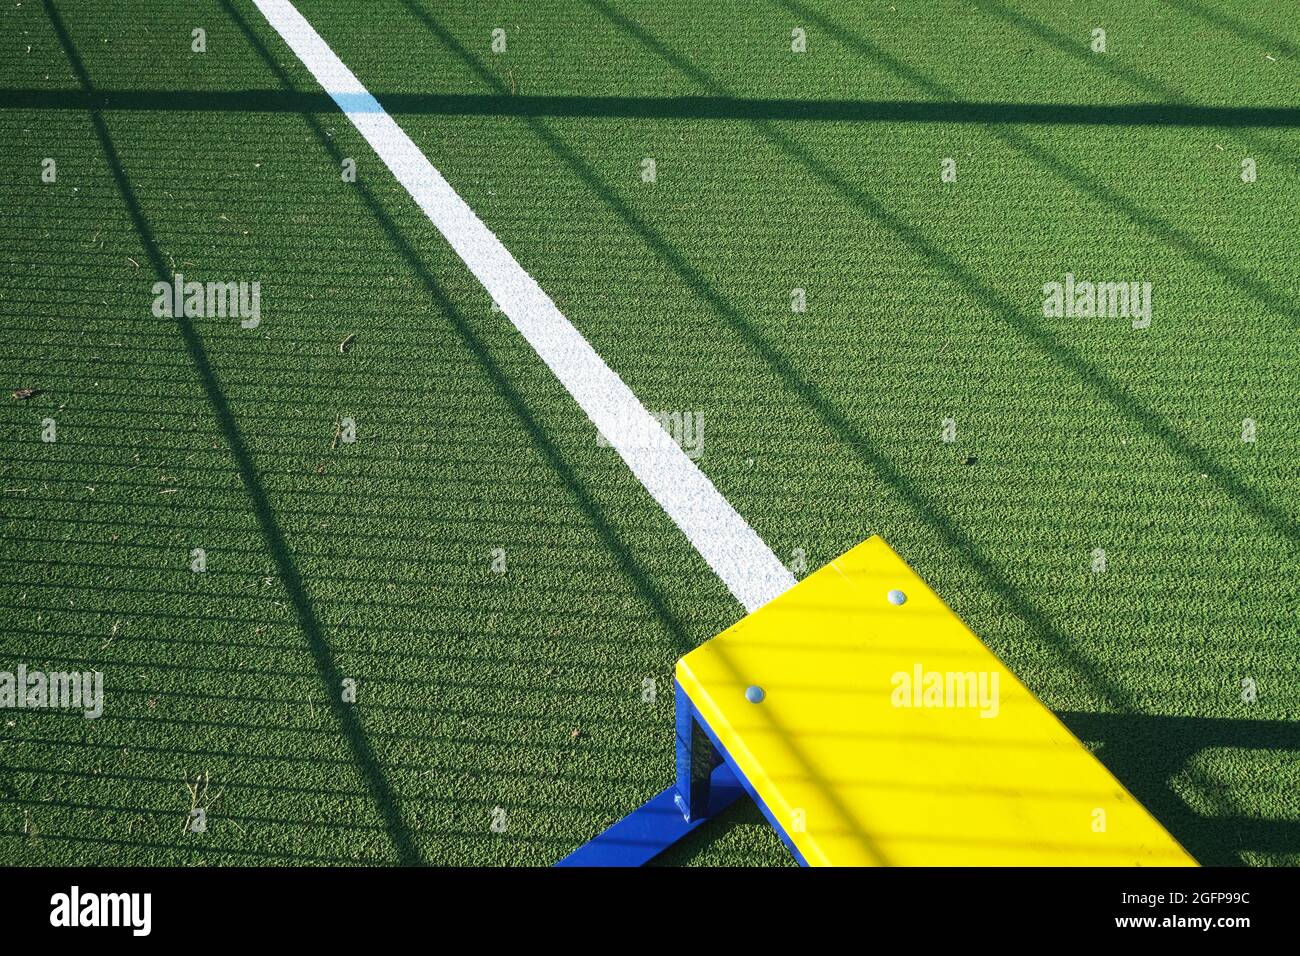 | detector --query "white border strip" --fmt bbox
[252,0,796,612]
